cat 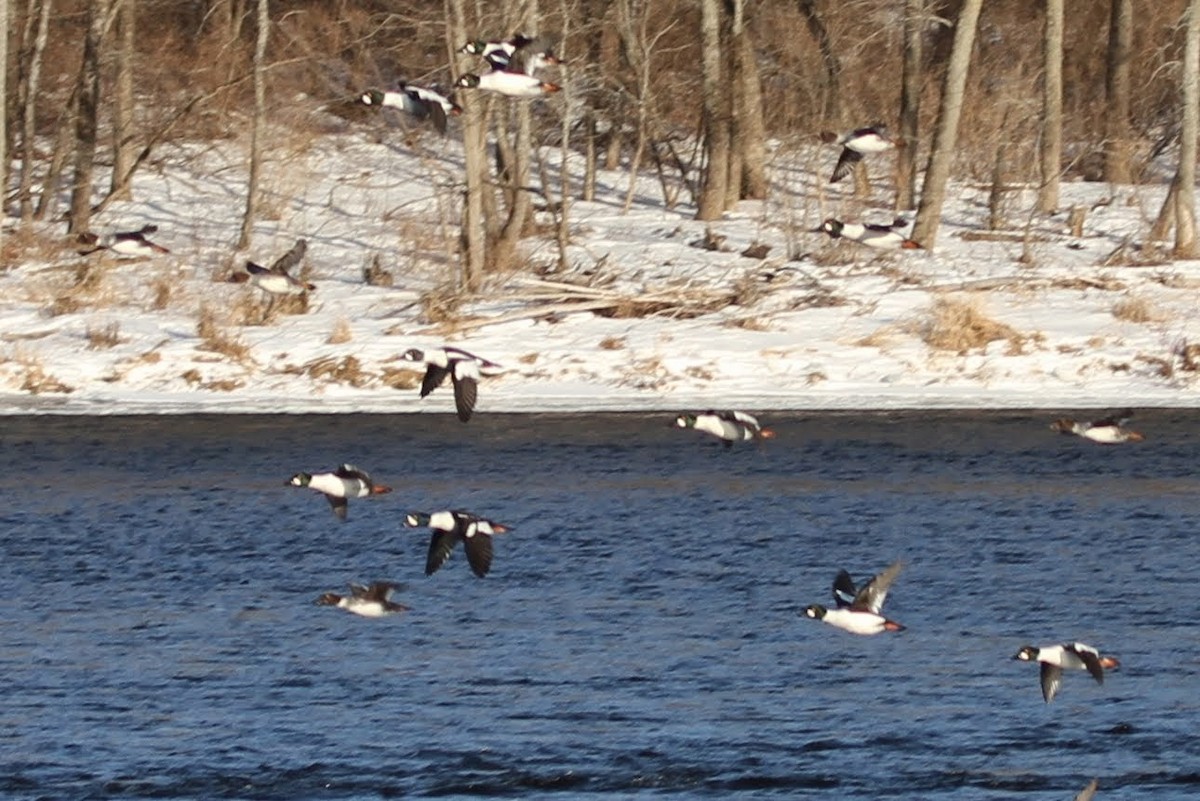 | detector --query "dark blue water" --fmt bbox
[1,412,1197,800]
